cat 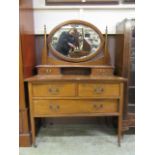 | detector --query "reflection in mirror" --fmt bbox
[49,24,101,58]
